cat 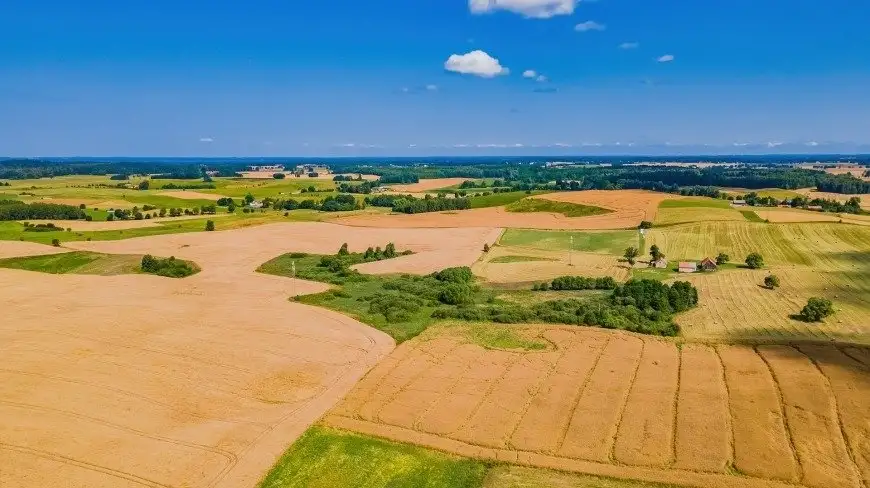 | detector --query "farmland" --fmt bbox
[2,171,870,488]
[325,325,870,488]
